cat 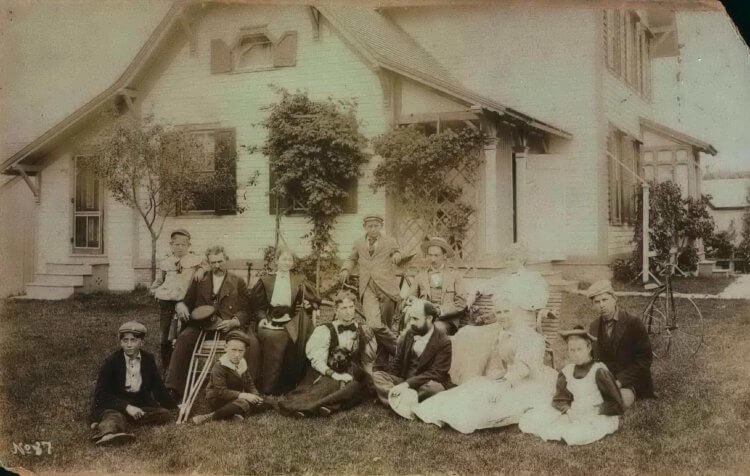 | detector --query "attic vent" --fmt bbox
[210,28,297,74]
